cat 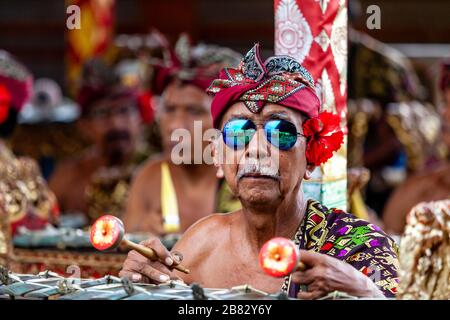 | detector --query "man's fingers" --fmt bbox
[295,261,308,272]
[128,249,149,263]
[291,269,315,284]
[122,260,171,283]
[297,289,324,300]
[140,238,175,267]
[171,251,183,265]
[119,236,184,284]
[119,271,150,284]
[137,262,171,283]
[298,249,325,267]
[152,261,182,281]
[118,270,134,280]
